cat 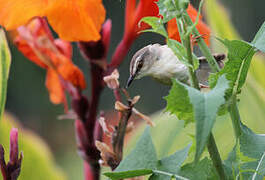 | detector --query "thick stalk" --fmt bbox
[183,12,242,139]
[207,133,227,179]
[228,96,242,138]
[182,24,226,180]
[183,33,200,89]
